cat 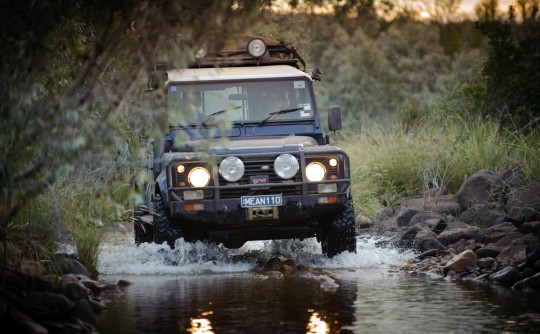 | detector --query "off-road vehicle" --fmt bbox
[134,36,356,257]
